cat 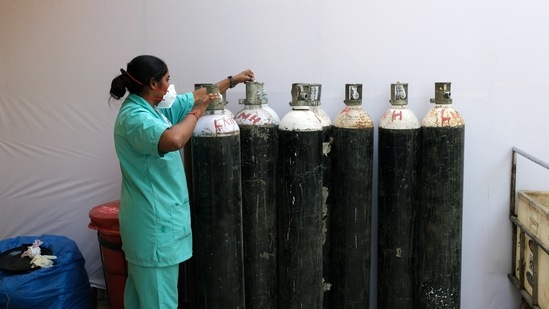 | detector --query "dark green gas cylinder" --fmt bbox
[416,82,465,309]
[278,83,324,308]
[377,82,420,309]
[330,84,374,308]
